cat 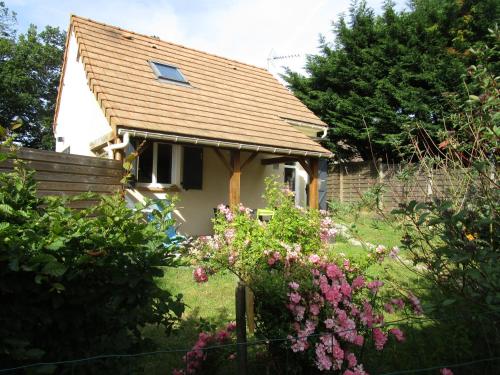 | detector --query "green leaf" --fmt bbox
[442,299,455,306]
[42,261,67,277]
[46,238,65,251]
